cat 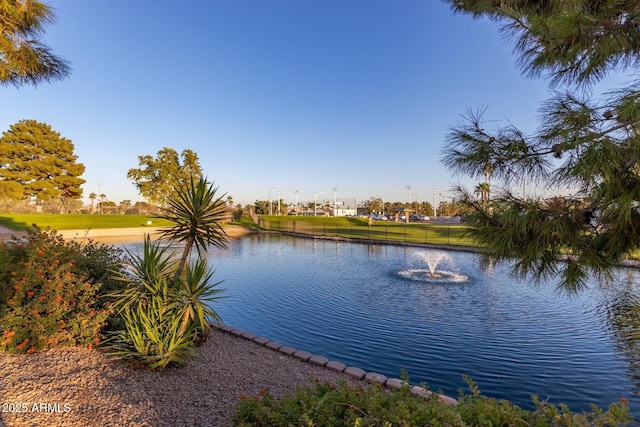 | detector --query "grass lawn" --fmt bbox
[0,213,473,247]
[257,215,473,246]
[0,214,174,231]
